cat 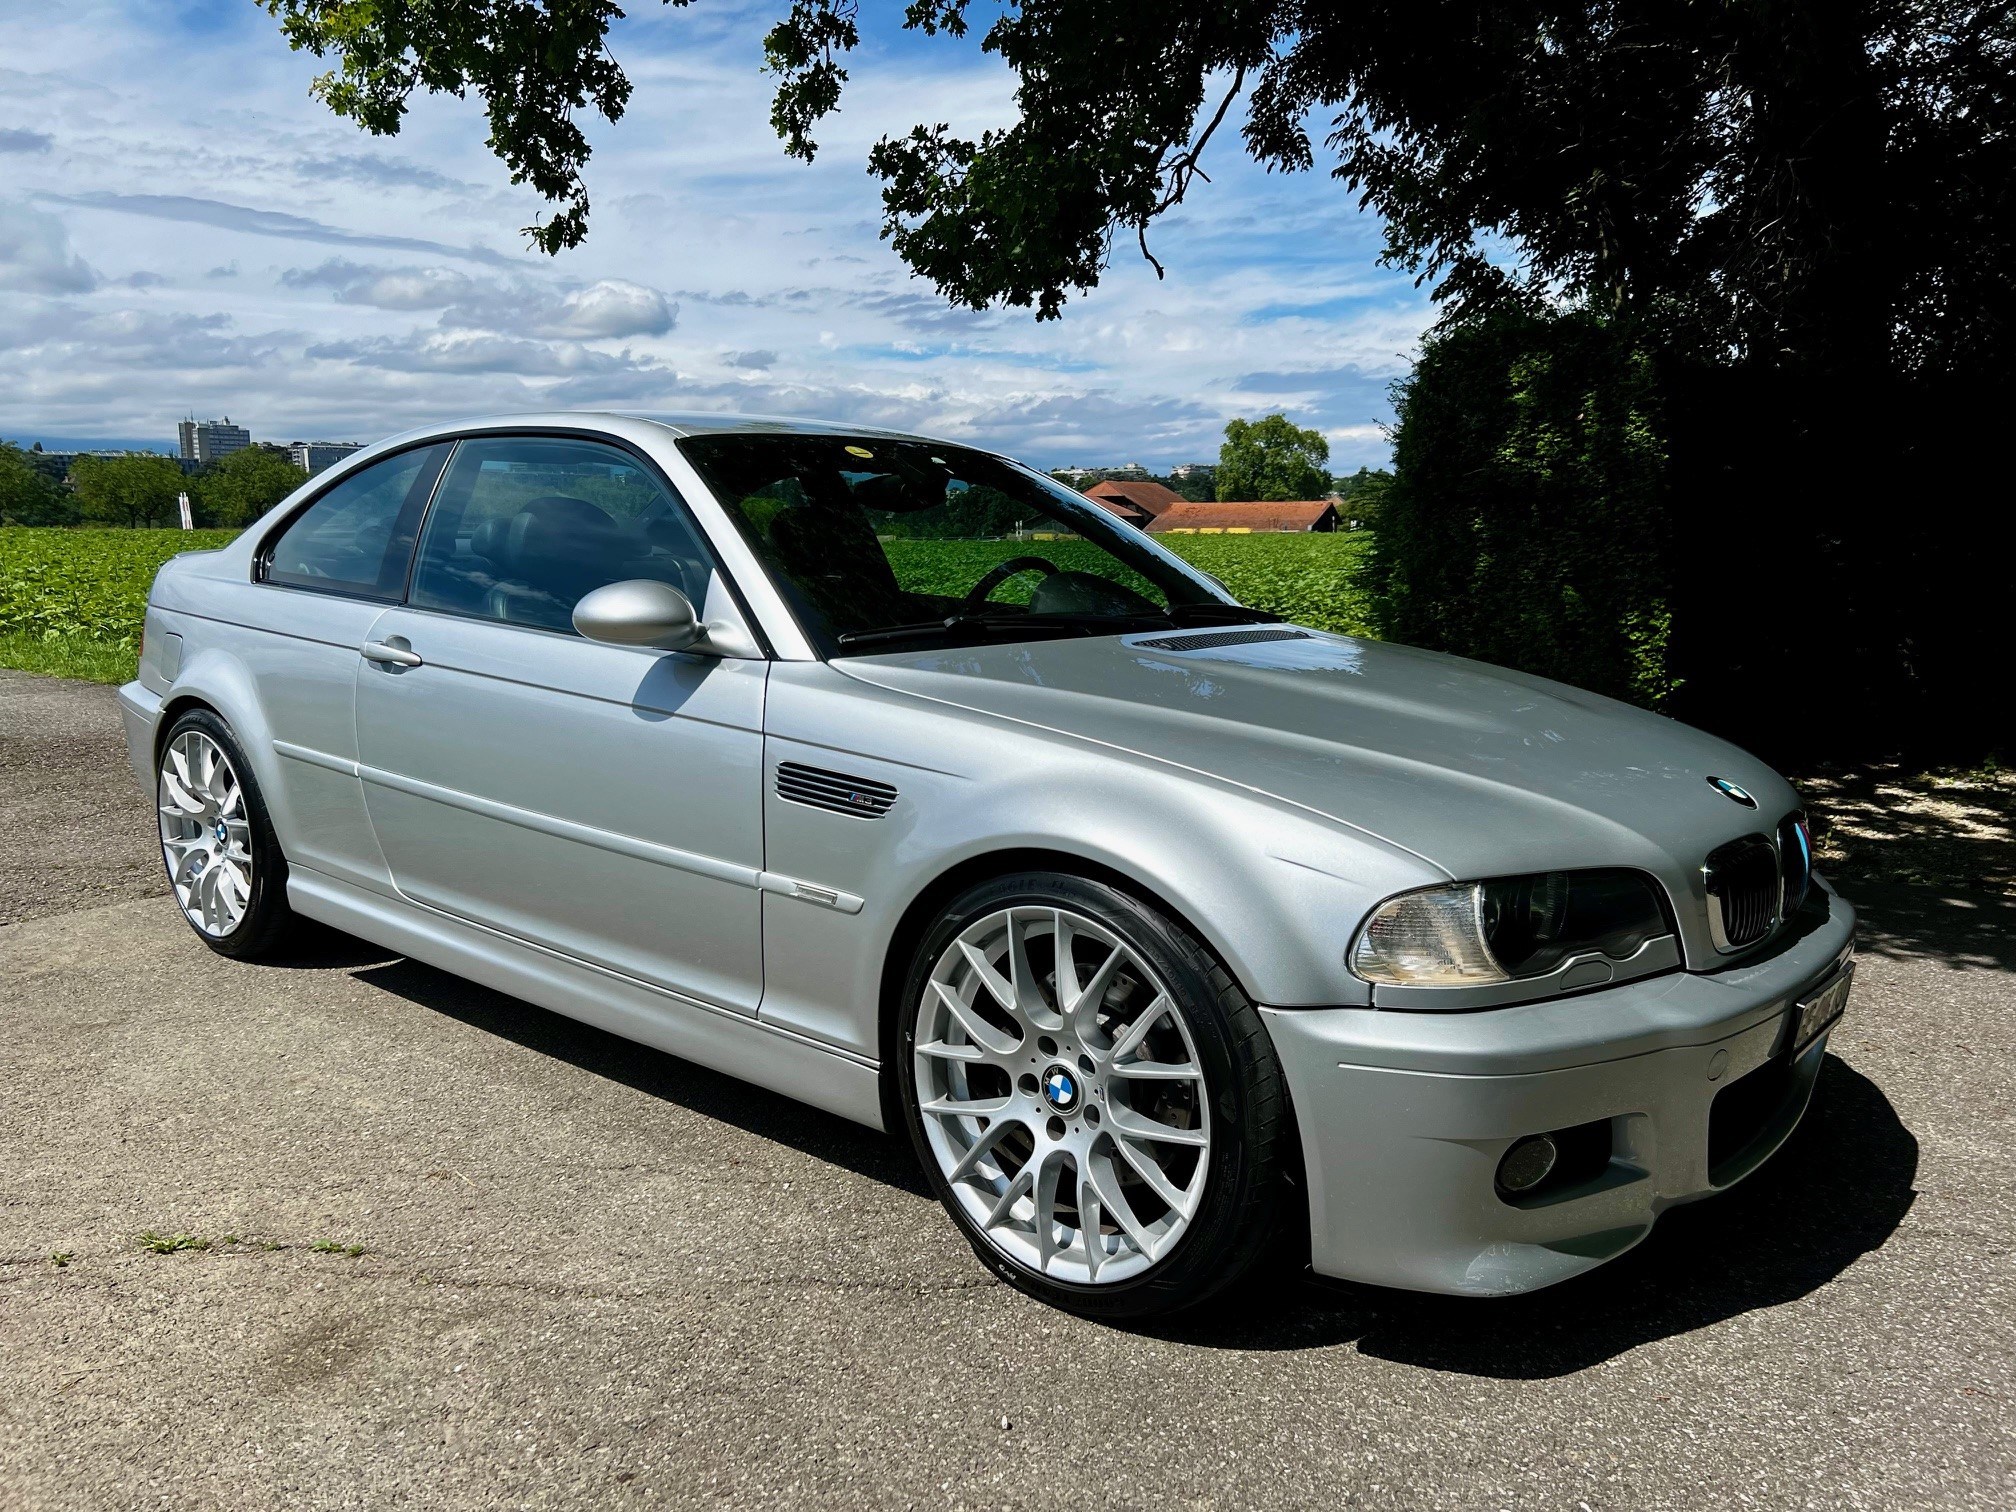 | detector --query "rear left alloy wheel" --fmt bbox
[156,709,300,959]
[898,872,1291,1318]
